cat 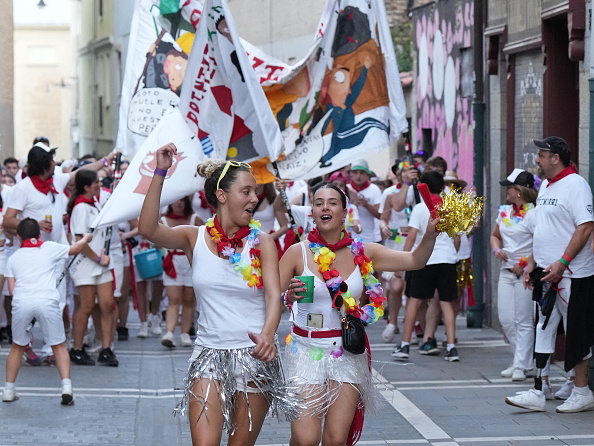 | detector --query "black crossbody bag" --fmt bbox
[326,281,366,355]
